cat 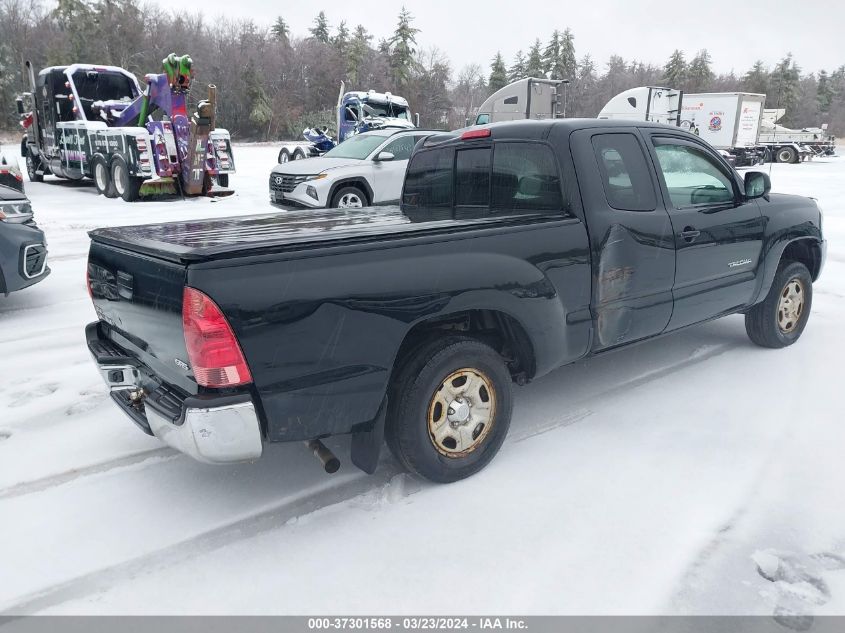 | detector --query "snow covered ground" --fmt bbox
[0,143,843,616]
